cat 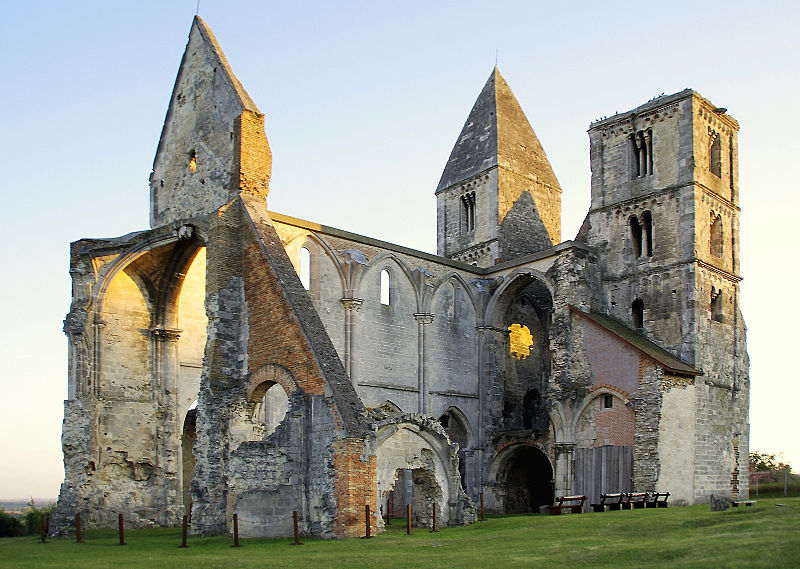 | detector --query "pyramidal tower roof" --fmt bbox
[436,68,560,194]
